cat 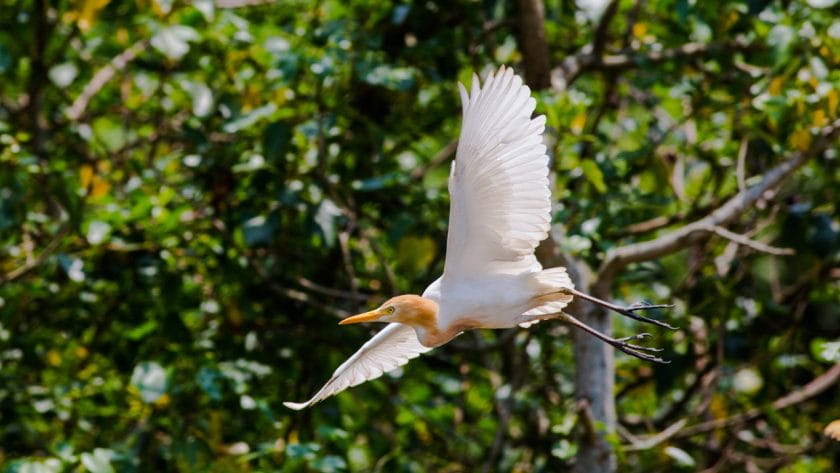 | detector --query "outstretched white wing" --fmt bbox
[284,323,431,410]
[444,66,550,279]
